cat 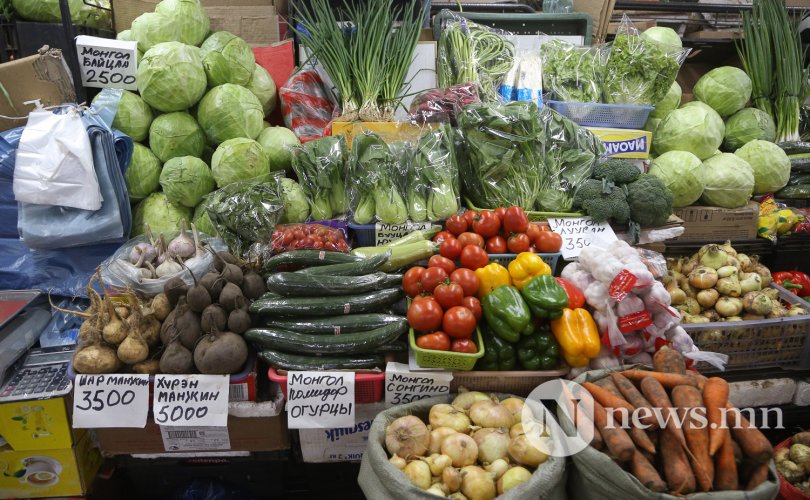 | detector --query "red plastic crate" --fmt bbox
[776,436,810,500]
[267,367,384,403]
